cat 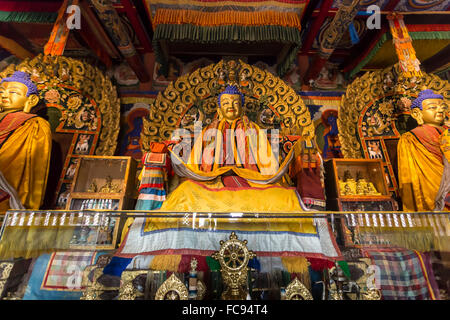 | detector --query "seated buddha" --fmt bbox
[397,89,449,211]
[0,71,52,212]
[137,85,310,213]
